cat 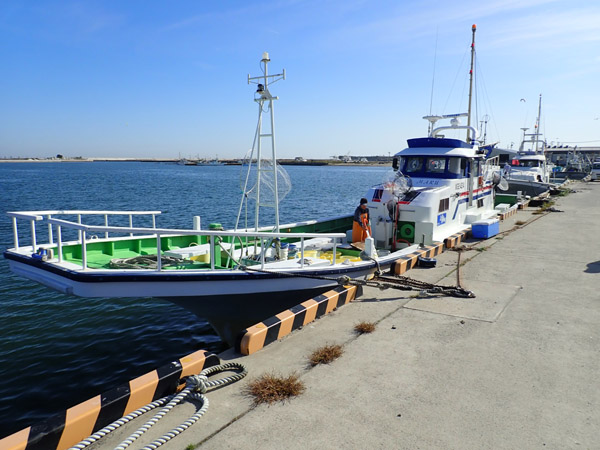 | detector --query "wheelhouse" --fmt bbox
[392,139,486,181]
[510,154,545,168]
